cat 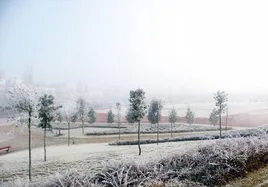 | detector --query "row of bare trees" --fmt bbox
[126,89,228,155]
[4,84,62,181]
[3,85,92,181]
[61,97,97,136]
[1,83,228,181]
